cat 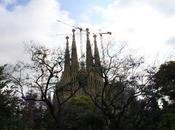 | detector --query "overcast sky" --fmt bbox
[0,0,175,65]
